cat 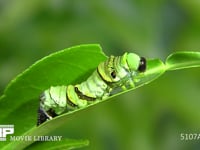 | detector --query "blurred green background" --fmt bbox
[1,0,200,150]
